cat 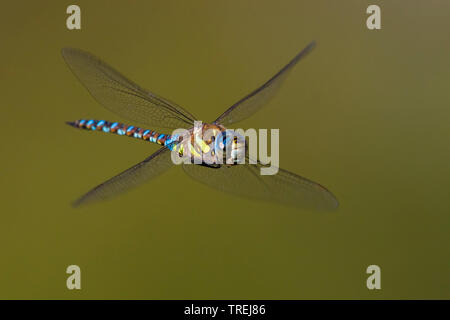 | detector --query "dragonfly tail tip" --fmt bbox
[66,121,77,128]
